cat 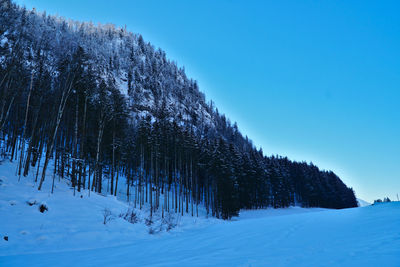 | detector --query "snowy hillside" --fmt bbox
[1,160,399,267]
[0,159,220,256]
[0,1,359,216]
[357,198,371,207]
